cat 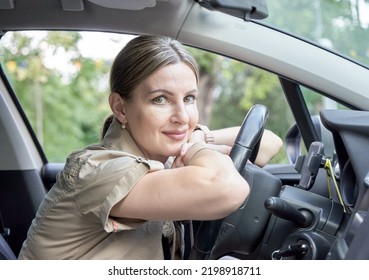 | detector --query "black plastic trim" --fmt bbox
[279,77,320,149]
